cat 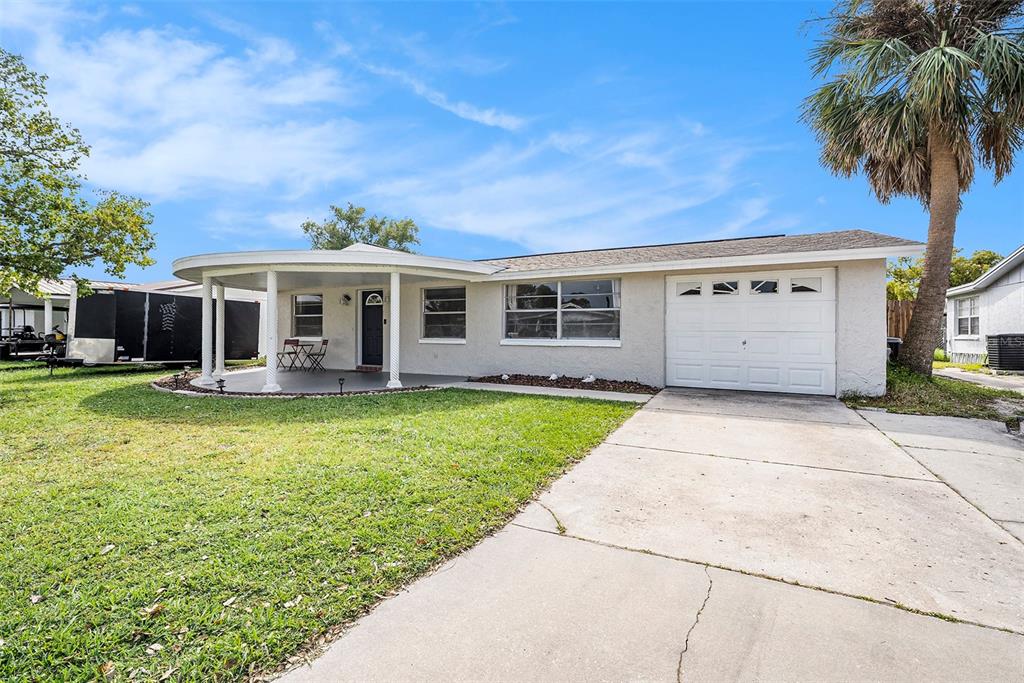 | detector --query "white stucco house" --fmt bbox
[945,243,1024,362]
[171,230,923,397]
